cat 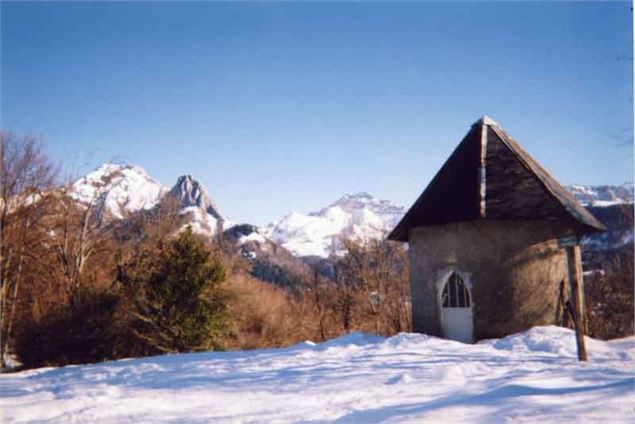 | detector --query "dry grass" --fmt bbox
[224,273,317,350]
